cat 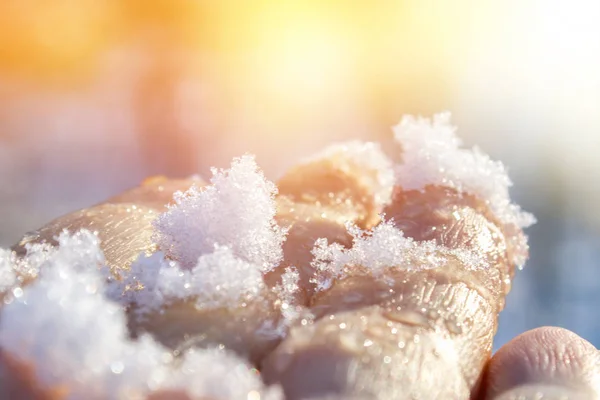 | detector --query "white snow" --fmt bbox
[167,348,283,400]
[302,141,395,208]
[0,249,18,294]
[0,232,76,298]
[311,220,488,290]
[0,231,281,400]
[310,113,535,281]
[153,154,286,272]
[393,112,536,230]
[111,246,266,316]
[272,266,303,323]
[0,114,537,396]
[135,154,293,315]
